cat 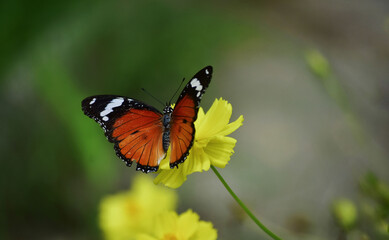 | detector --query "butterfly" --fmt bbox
[81,66,212,173]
